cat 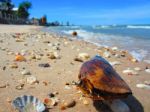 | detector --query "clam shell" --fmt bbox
[12,95,45,112]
